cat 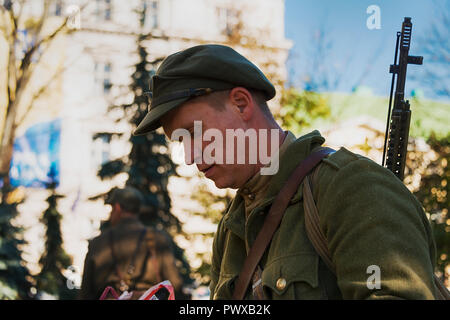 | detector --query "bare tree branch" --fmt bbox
[33,0,51,39]
[16,2,88,98]
[415,0,450,98]
[14,44,85,128]
[14,63,67,128]
[17,15,69,87]
[15,0,24,26]
[5,7,17,112]
[0,1,89,177]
